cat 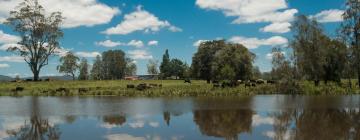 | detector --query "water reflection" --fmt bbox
[0,96,358,140]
